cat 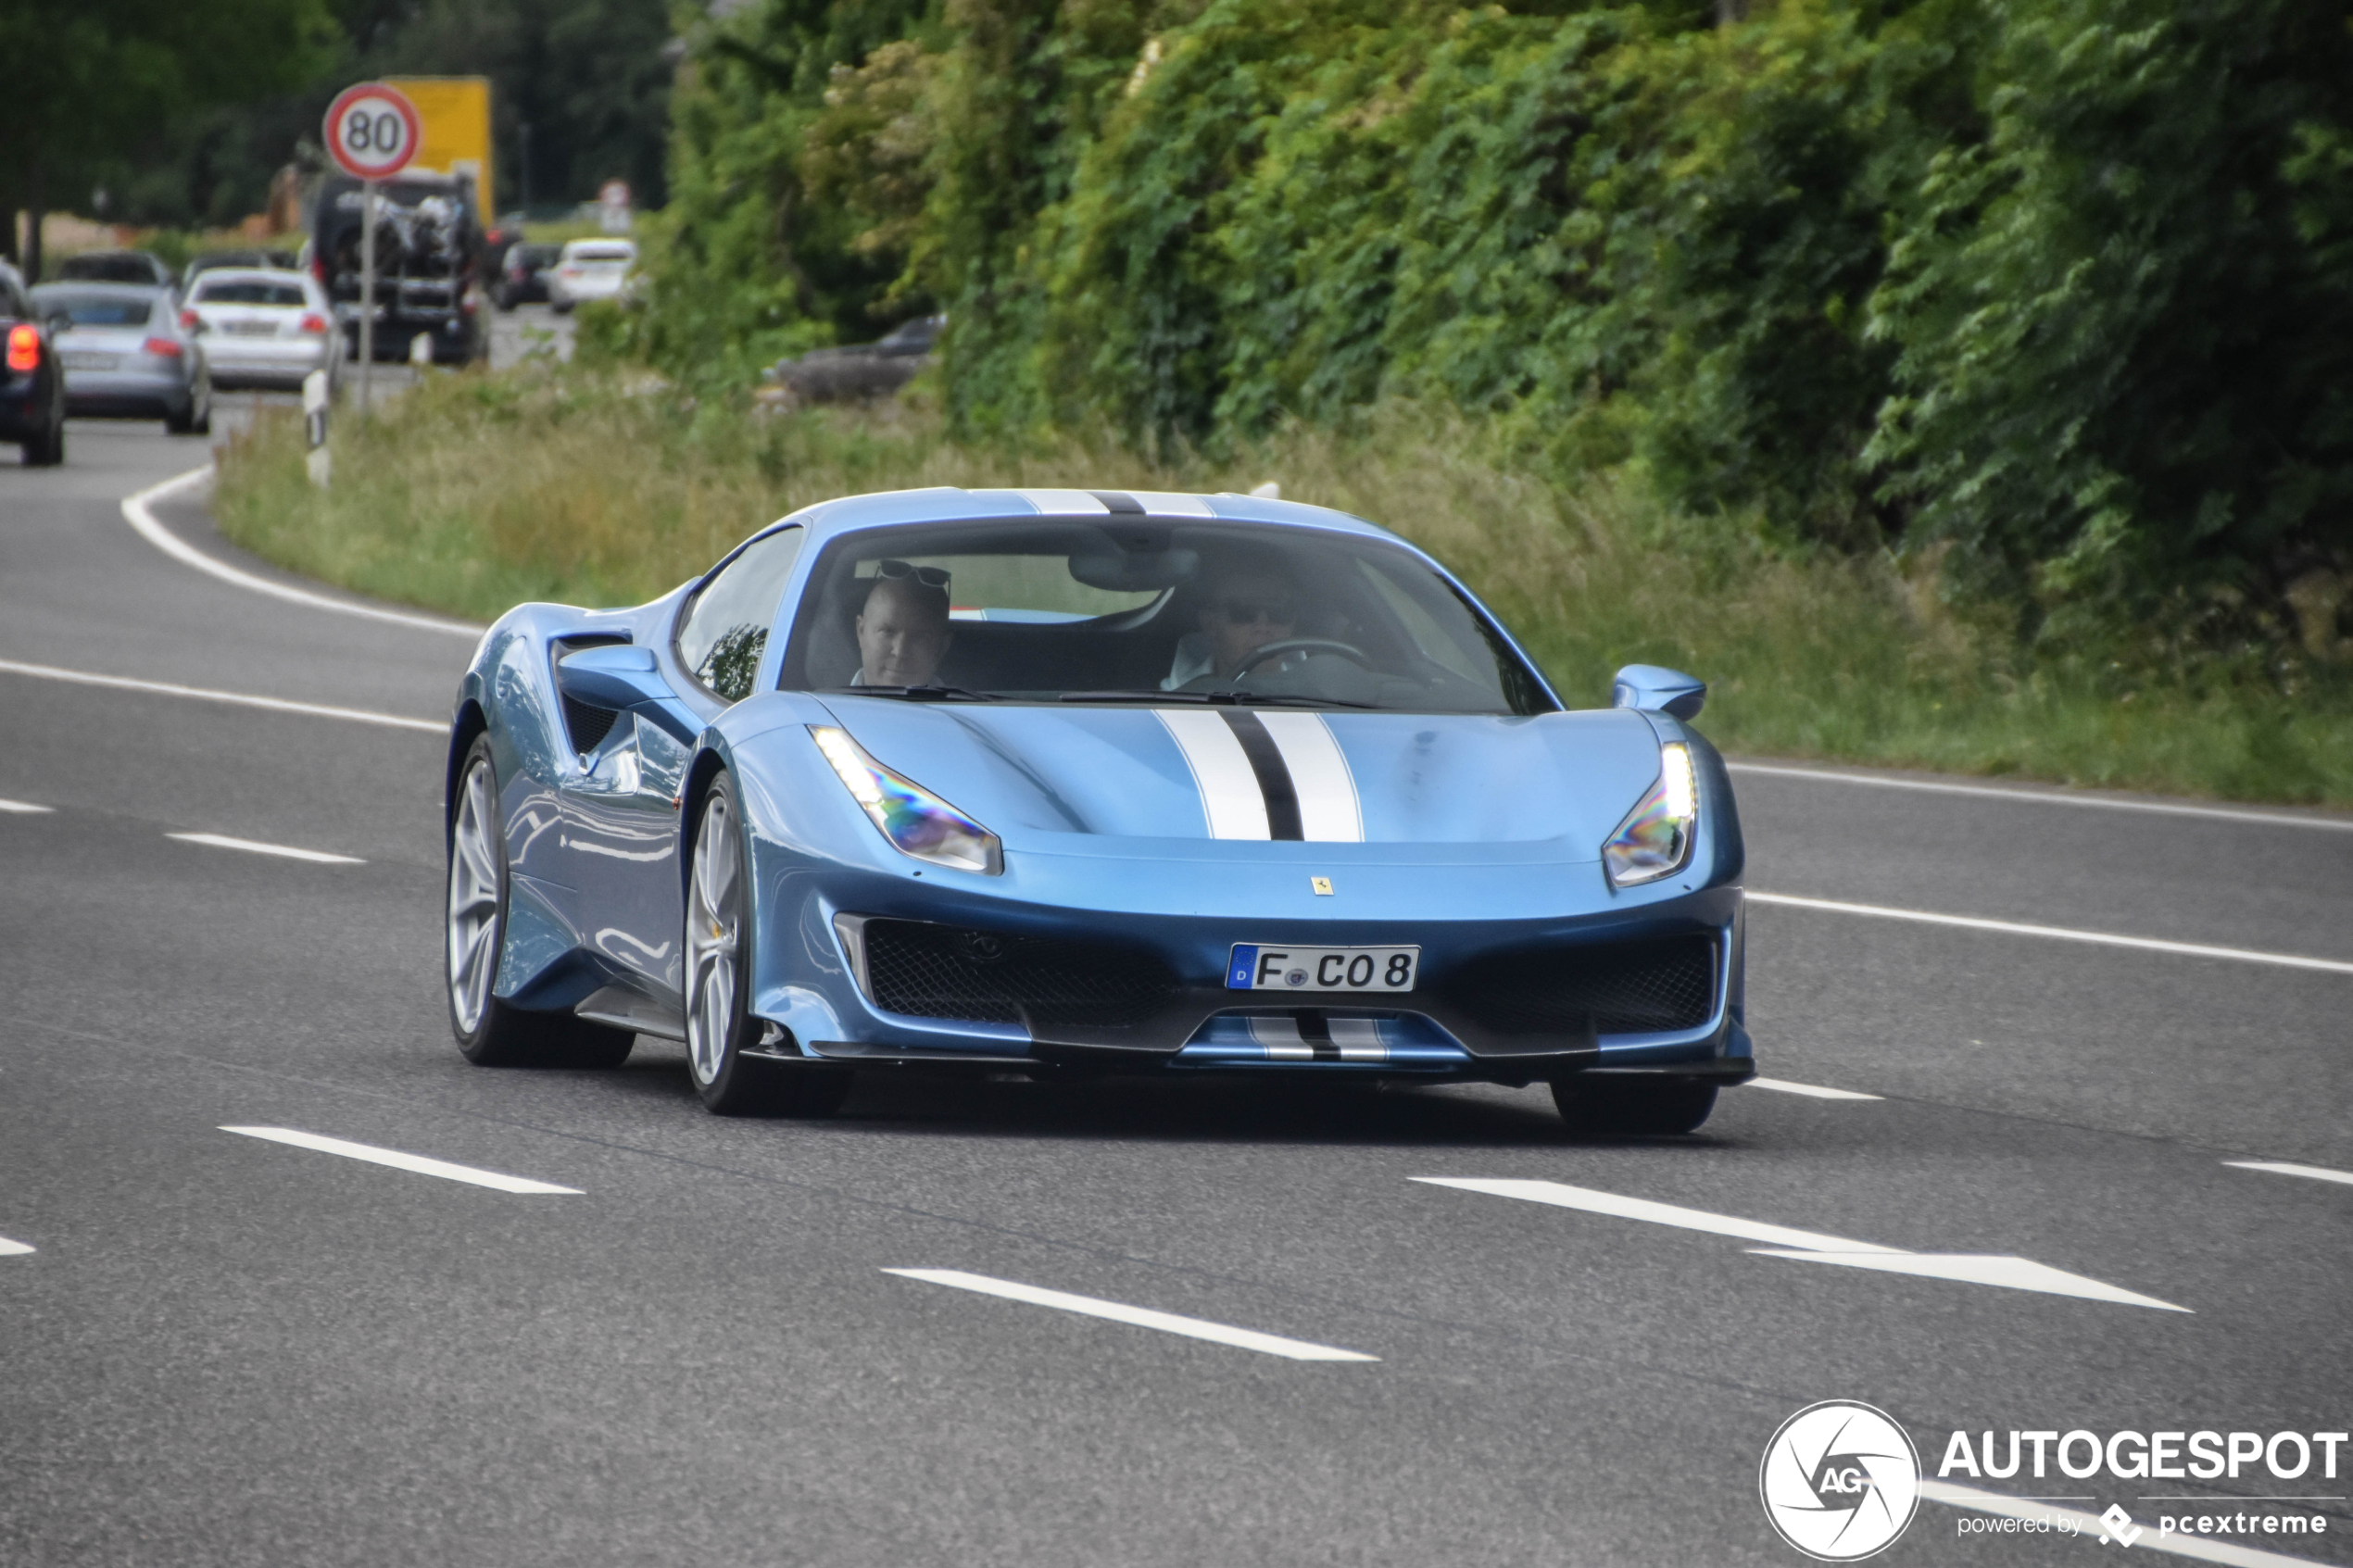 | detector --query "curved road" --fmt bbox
[2,417,2348,1566]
